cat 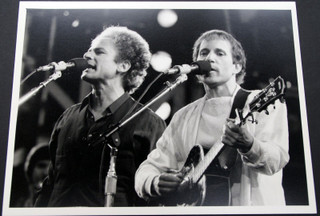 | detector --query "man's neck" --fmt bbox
[204,78,238,99]
[89,84,125,119]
